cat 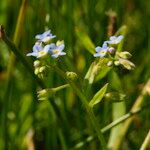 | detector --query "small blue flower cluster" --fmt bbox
[93,35,135,70]
[94,35,123,58]
[27,30,66,58]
